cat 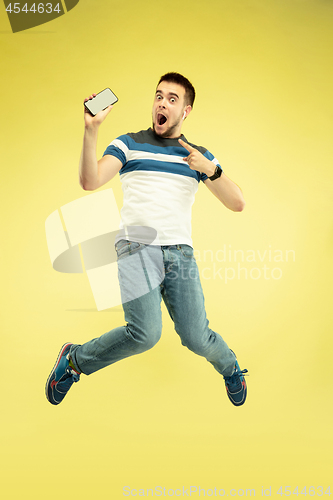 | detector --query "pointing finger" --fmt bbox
[178,138,195,152]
